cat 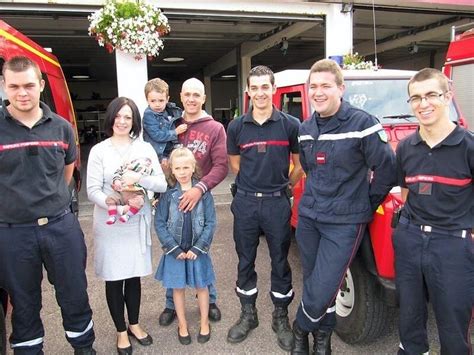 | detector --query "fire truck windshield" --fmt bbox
[343,78,459,125]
